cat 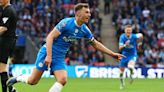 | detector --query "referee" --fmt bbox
[0,0,17,92]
